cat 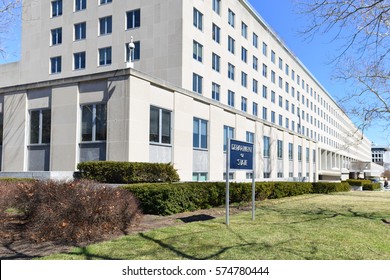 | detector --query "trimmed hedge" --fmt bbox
[362,183,381,191]
[77,161,180,184]
[312,182,350,193]
[346,179,371,186]
[123,181,349,216]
